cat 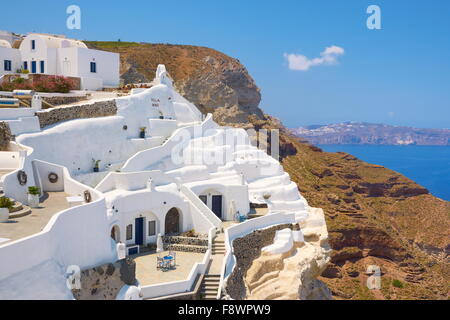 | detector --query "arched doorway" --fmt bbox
[110,225,120,243]
[165,208,181,235]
